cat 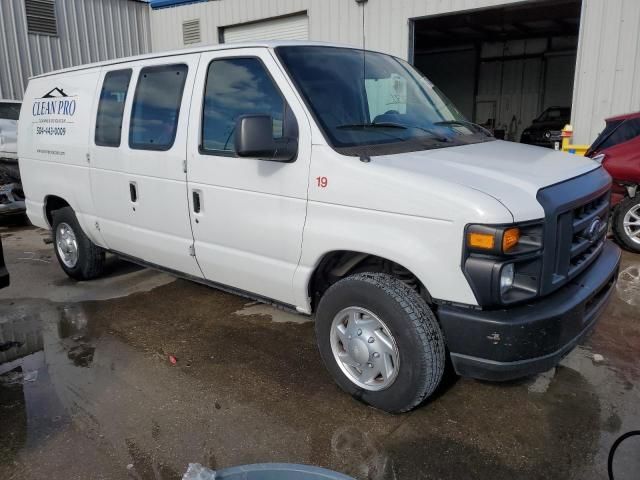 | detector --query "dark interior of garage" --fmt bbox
[411,0,582,143]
